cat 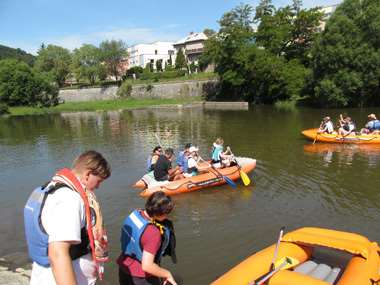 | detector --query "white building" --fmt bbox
[173,32,208,65]
[318,4,339,31]
[127,42,175,70]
